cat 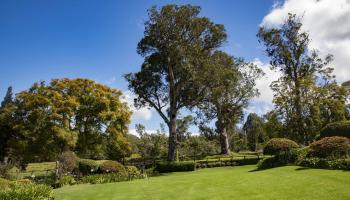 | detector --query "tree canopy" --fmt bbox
[125,4,227,161]
[0,78,132,165]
